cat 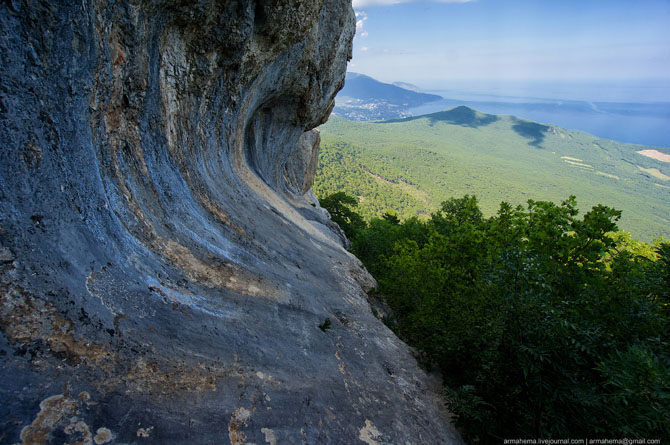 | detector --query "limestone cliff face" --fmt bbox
[0,1,461,443]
